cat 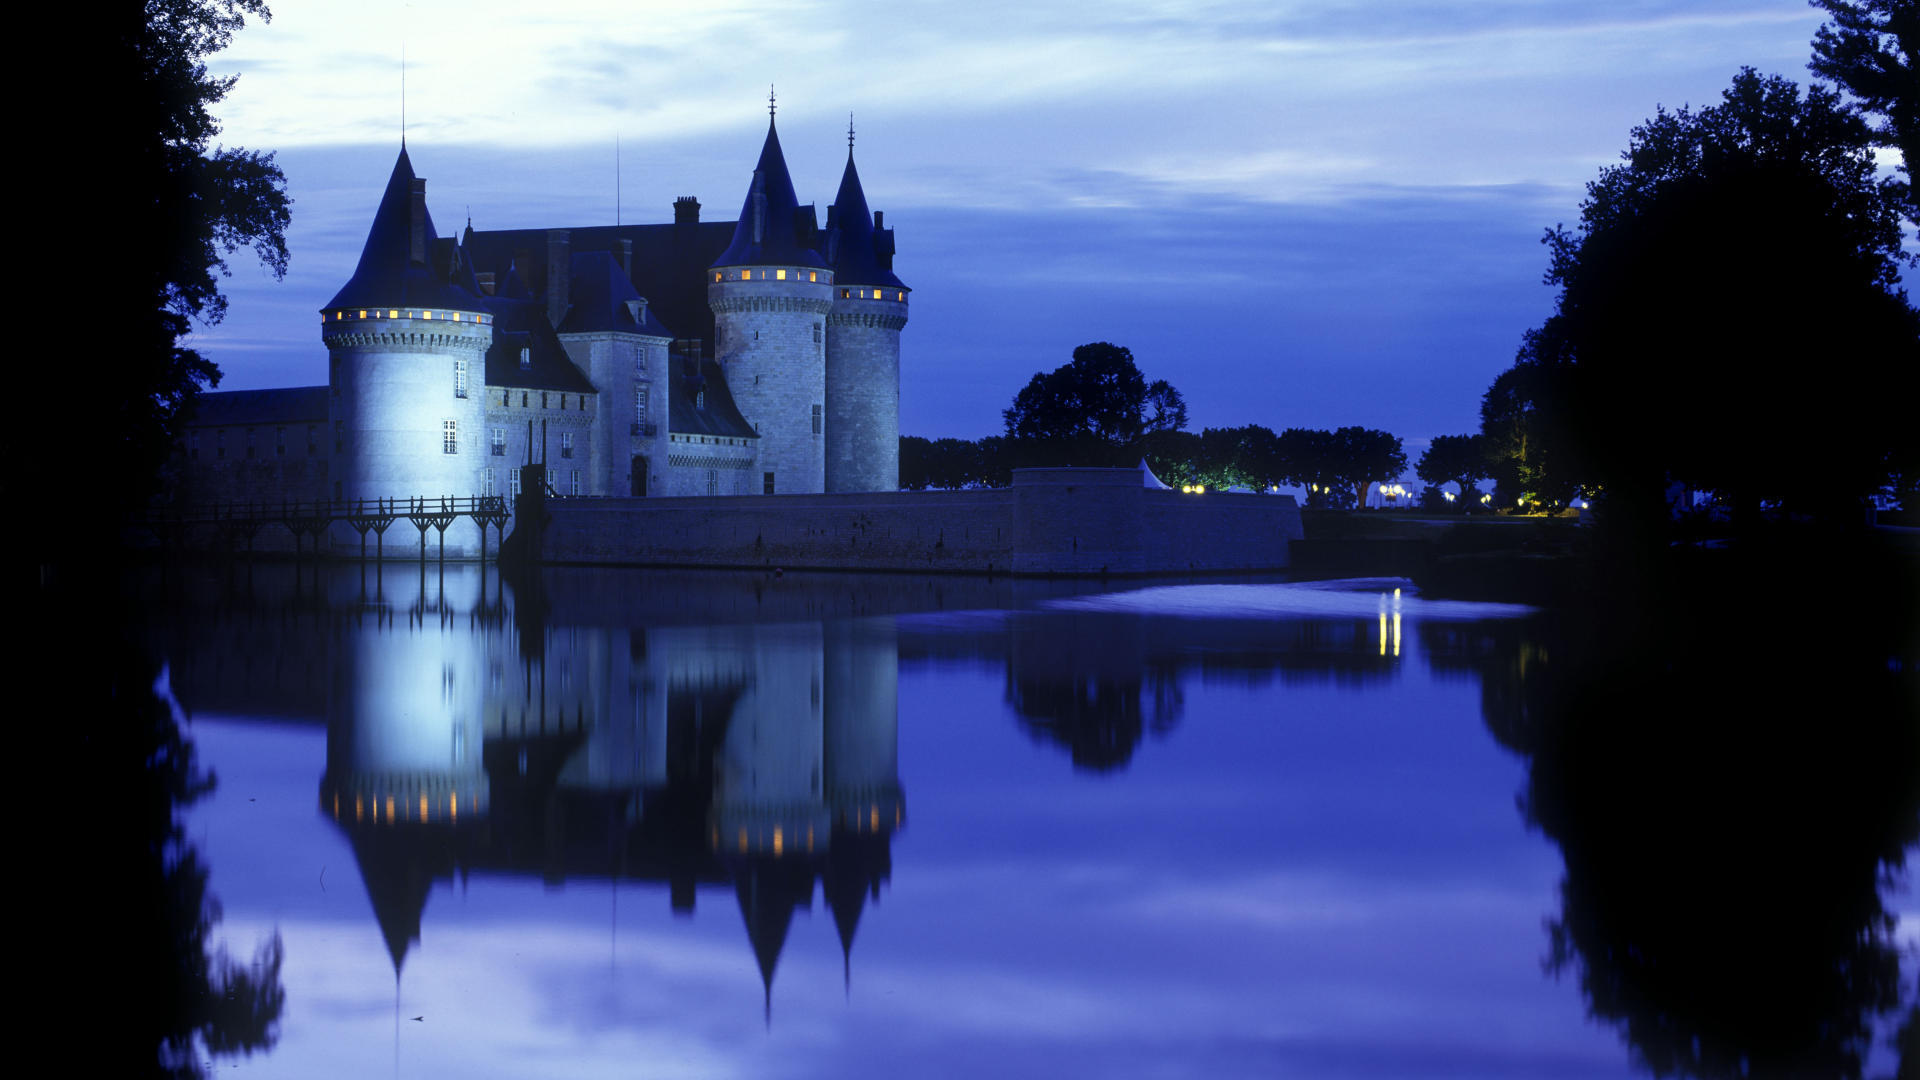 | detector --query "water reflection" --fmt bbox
[1442,543,1920,1078]
[314,582,905,1017]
